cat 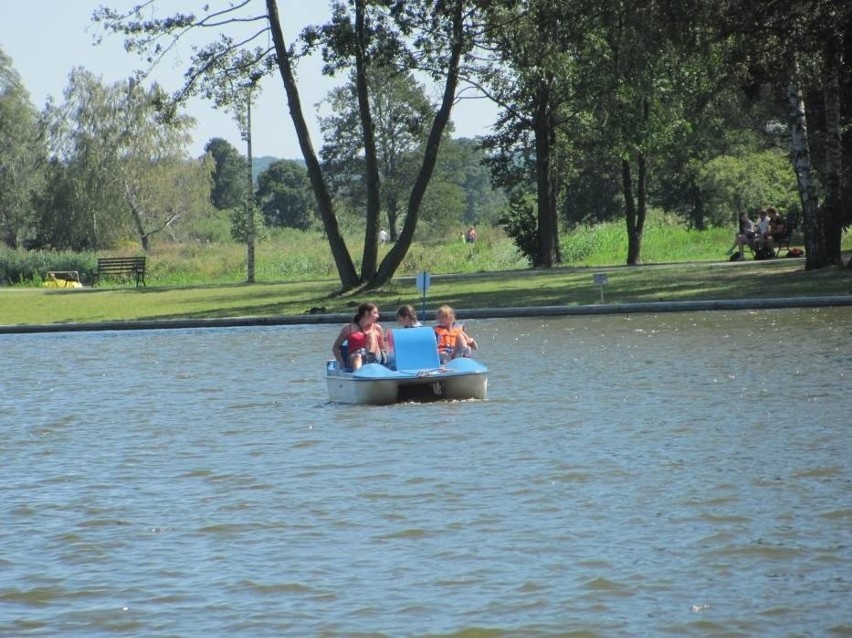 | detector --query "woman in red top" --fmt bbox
[332,302,385,370]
